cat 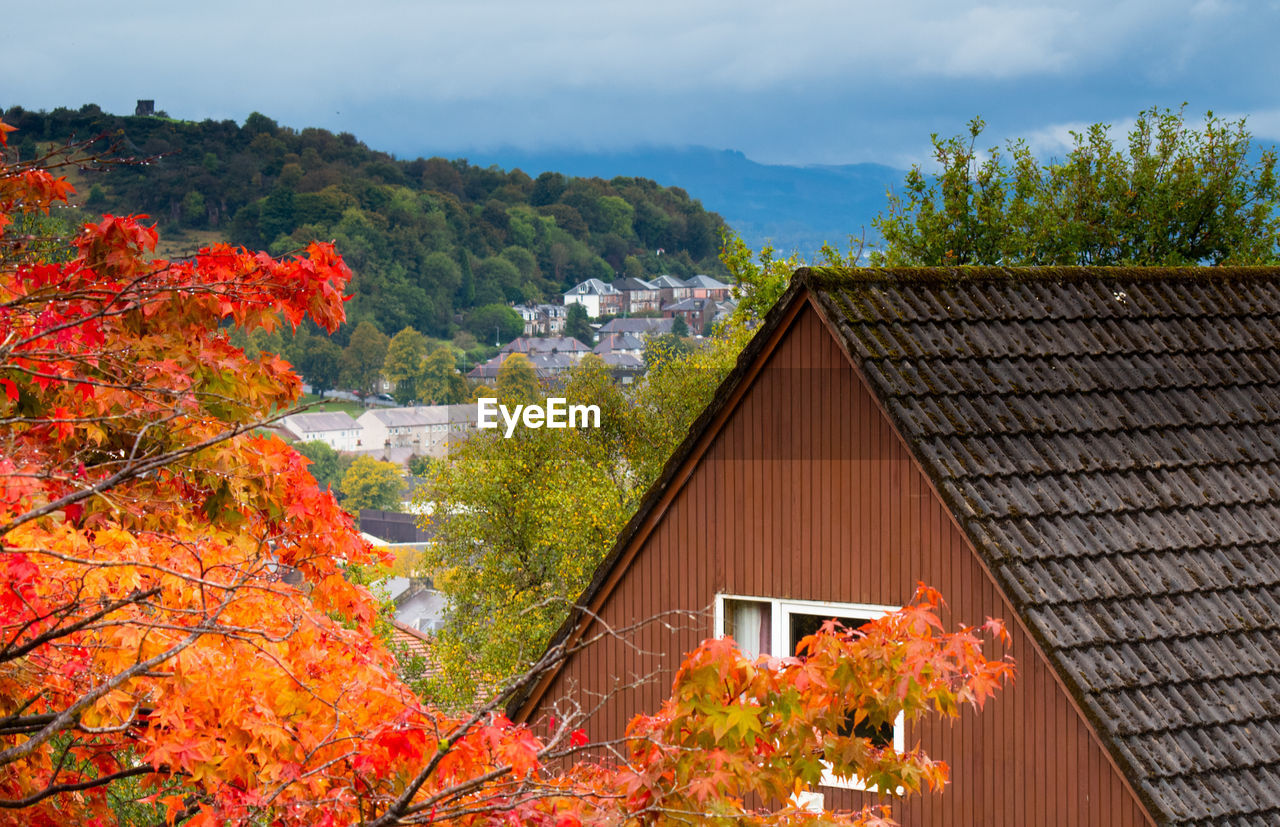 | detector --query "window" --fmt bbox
[714,594,905,791]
